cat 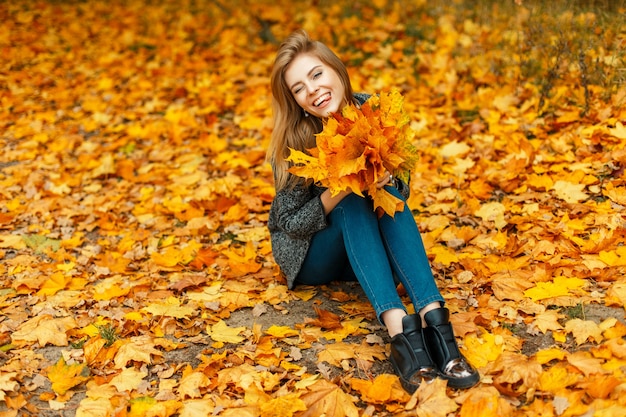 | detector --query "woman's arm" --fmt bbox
[319,170,397,214]
[270,184,329,240]
[319,189,350,215]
